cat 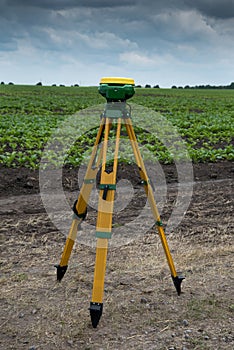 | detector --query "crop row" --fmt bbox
[0,85,233,168]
